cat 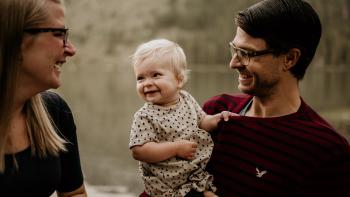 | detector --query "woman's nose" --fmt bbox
[64,40,77,56]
